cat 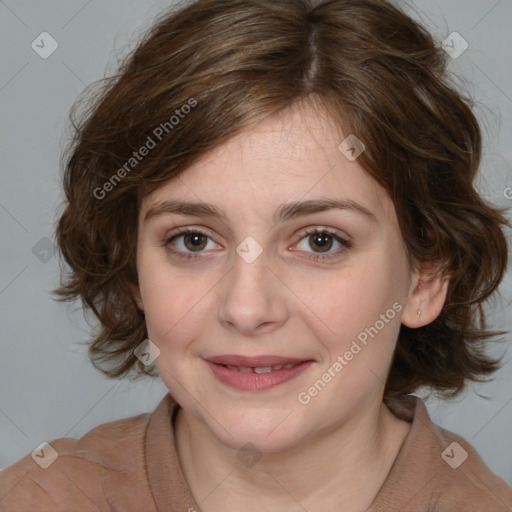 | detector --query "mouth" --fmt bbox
[220,362,302,374]
[203,355,314,391]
